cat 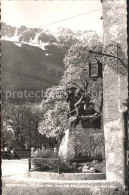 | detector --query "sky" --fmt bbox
[1,0,103,35]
